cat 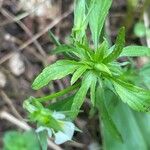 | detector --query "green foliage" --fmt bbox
[88,0,112,48]
[120,46,150,57]
[73,0,87,40]
[32,60,79,90]
[102,80,150,150]
[103,27,125,63]
[23,0,150,148]
[71,71,97,119]
[112,78,150,112]
[139,63,150,89]
[134,22,150,38]
[96,85,123,142]
[3,131,40,150]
